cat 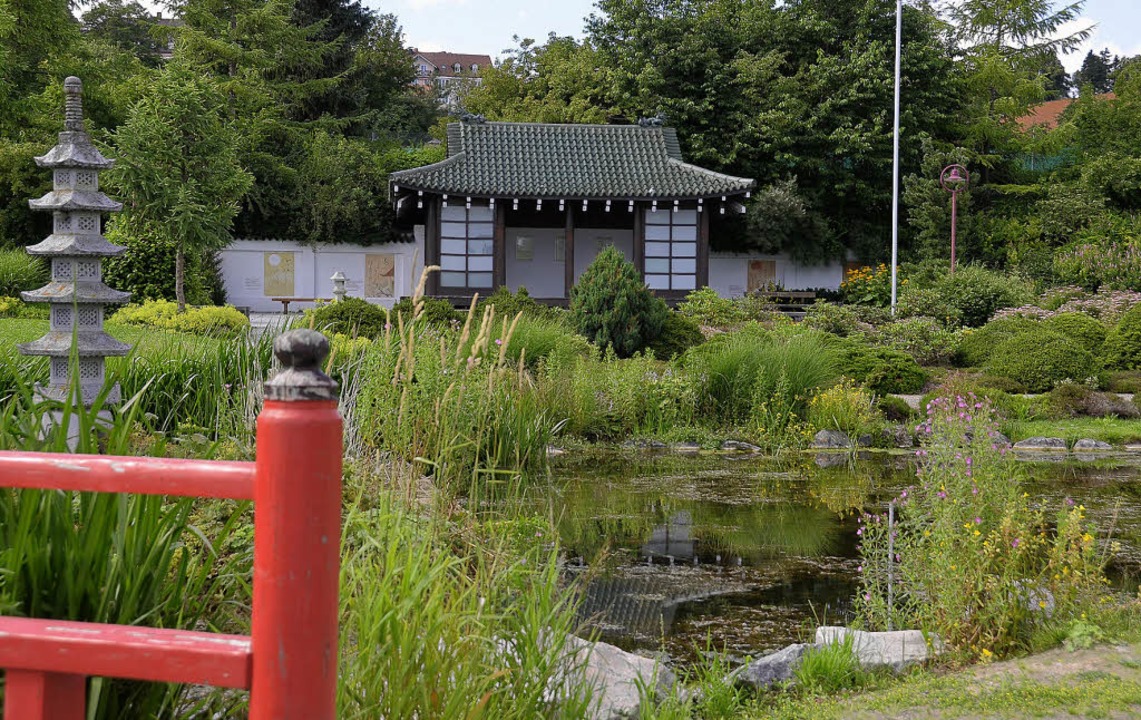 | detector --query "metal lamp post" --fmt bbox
[940,164,969,274]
